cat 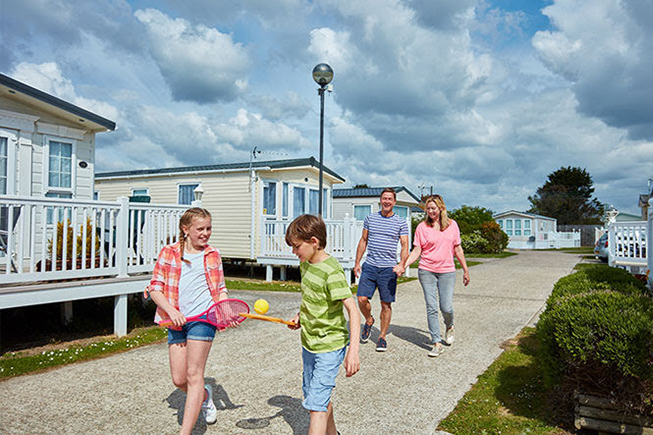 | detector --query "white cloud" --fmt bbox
[135,8,251,103]
[10,62,121,123]
[533,0,653,139]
